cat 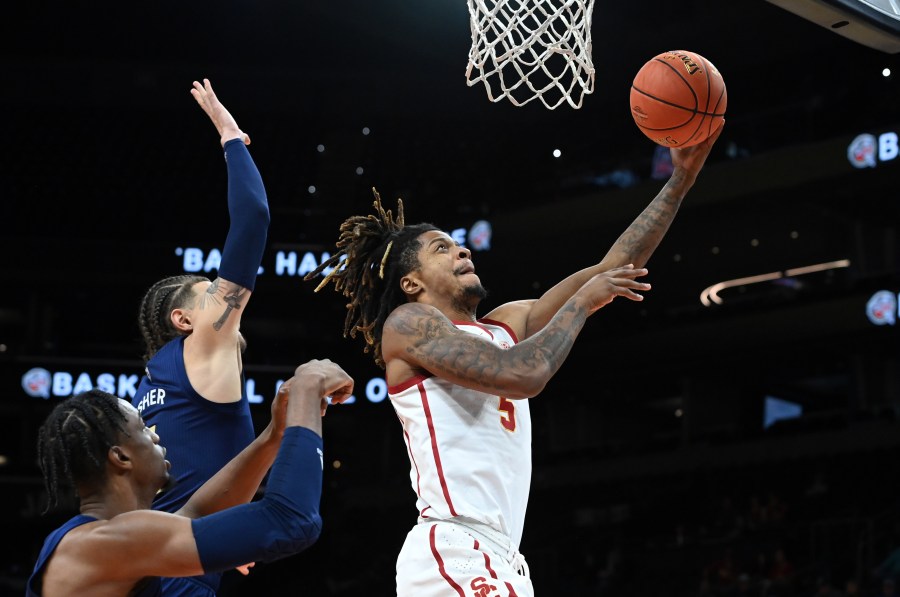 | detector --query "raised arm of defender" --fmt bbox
[186,79,269,342]
[383,266,649,399]
[181,79,271,402]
